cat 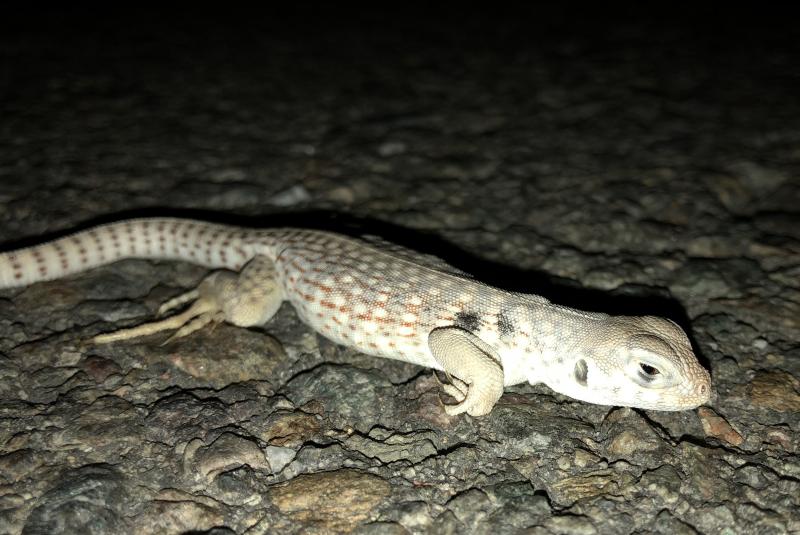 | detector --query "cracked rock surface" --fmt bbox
[1,7,799,535]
